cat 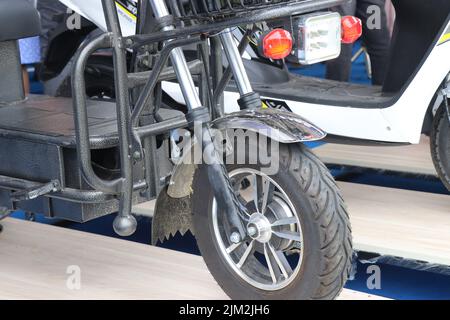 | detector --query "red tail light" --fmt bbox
[261,29,293,60]
[341,16,362,44]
